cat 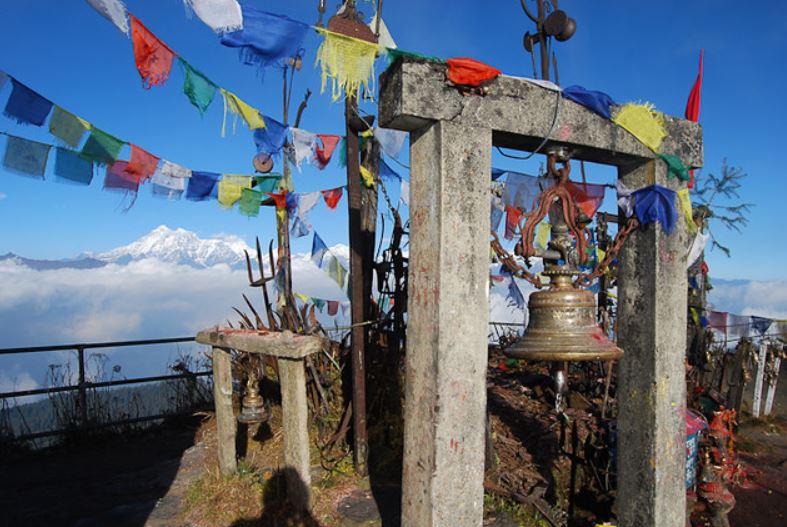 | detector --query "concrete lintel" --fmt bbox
[379,59,703,168]
[196,328,324,359]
